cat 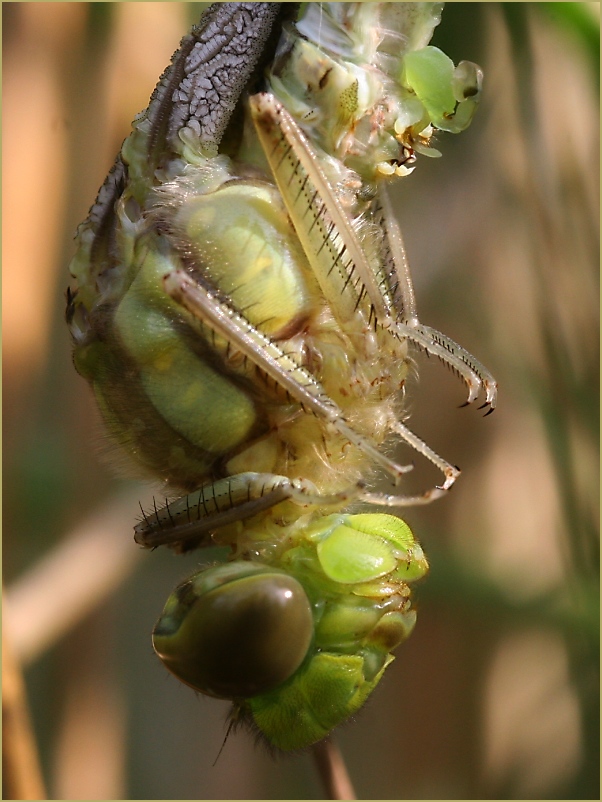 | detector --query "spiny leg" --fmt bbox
[249,93,397,325]
[135,472,365,549]
[371,187,418,324]
[136,474,292,548]
[403,322,497,412]
[378,185,498,411]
